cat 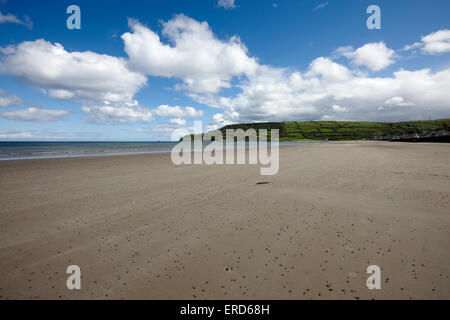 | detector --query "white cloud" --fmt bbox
[136,121,191,141]
[218,0,236,10]
[337,42,396,71]
[0,130,85,140]
[0,131,34,139]
[313,2,328,11]
[401,42,422,52]
[153,105,203,118]
[212,112,233,127]
[402,29,450,55]
[0,11,33,28]
[1,15,449,130]
[0,107,68,122]
[307,57,352,81]
[421,29,450,54]
[169,117,187,125]
[122,15,257,93]
[81,101,154,124]
[0,39,147,102]
[47,89,76,100]
[81,101,203,125]
[0,90,23,107]
[384,96,415,107]
[332,105,347,113]
[192,61,450,125]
